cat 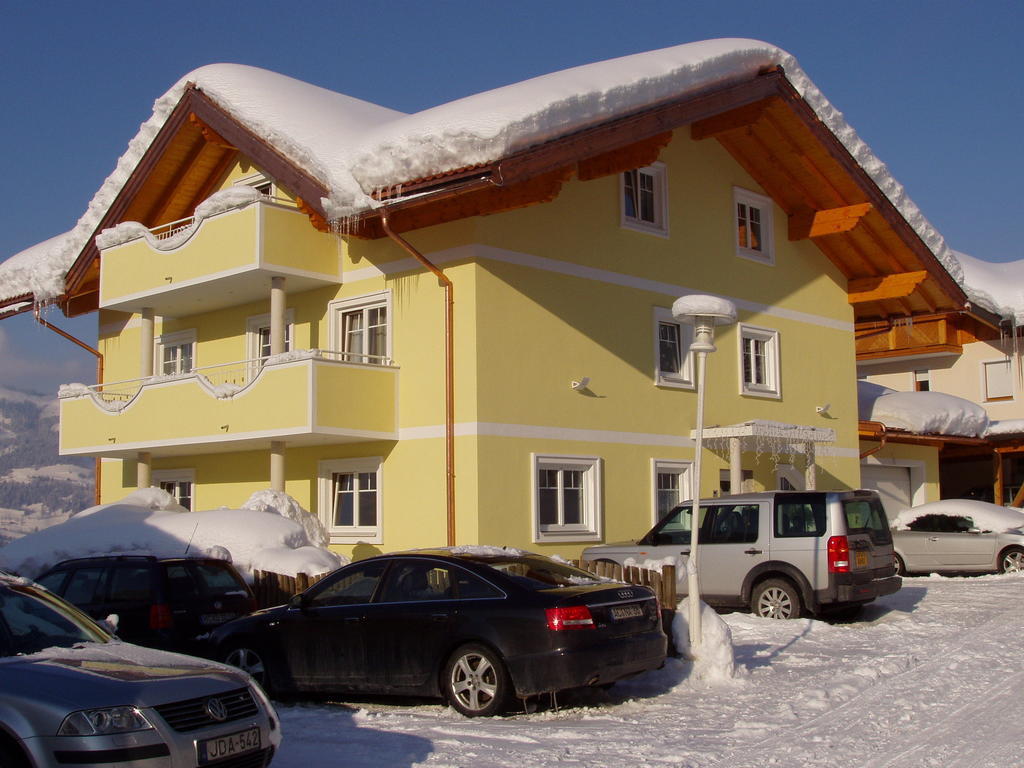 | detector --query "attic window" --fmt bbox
[621,163,668,236]
[734,188,774,265]
[235,173,275,198]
